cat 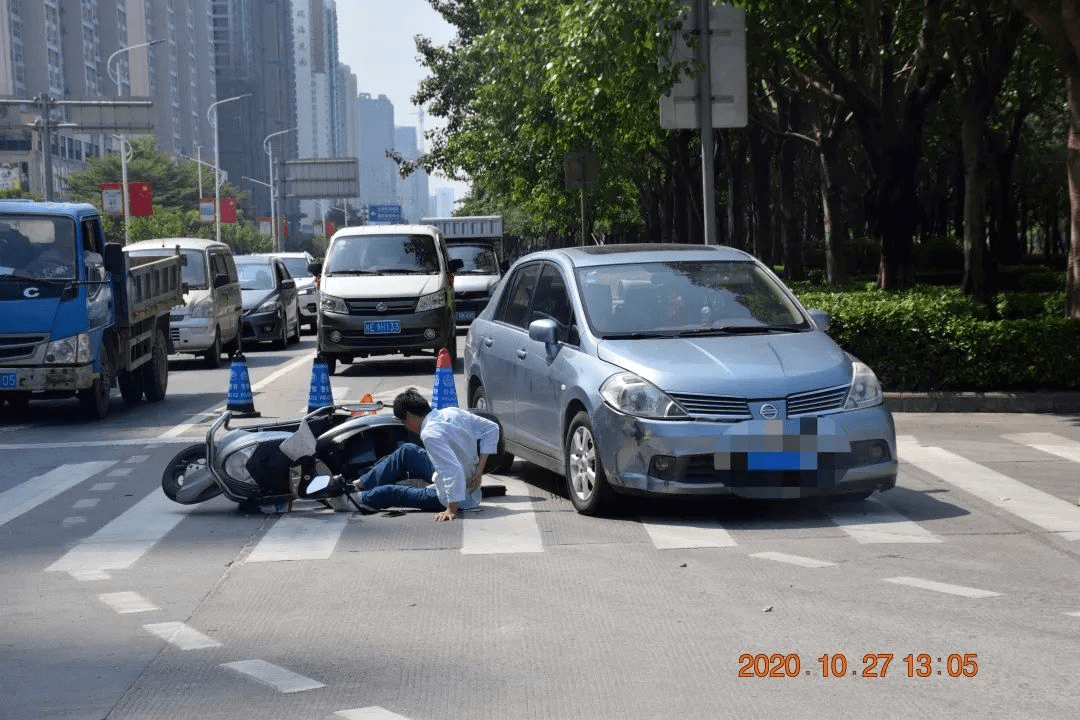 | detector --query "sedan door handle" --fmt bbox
[483,337,493,347]
[516,348,527,360]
